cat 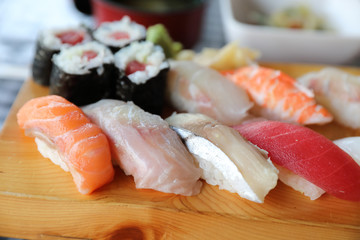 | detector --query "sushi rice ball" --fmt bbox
[93,16,146,53]
[50,41,115,106]
[52,41,114,75]
[113,41,169,114]
[32,26,92,86]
